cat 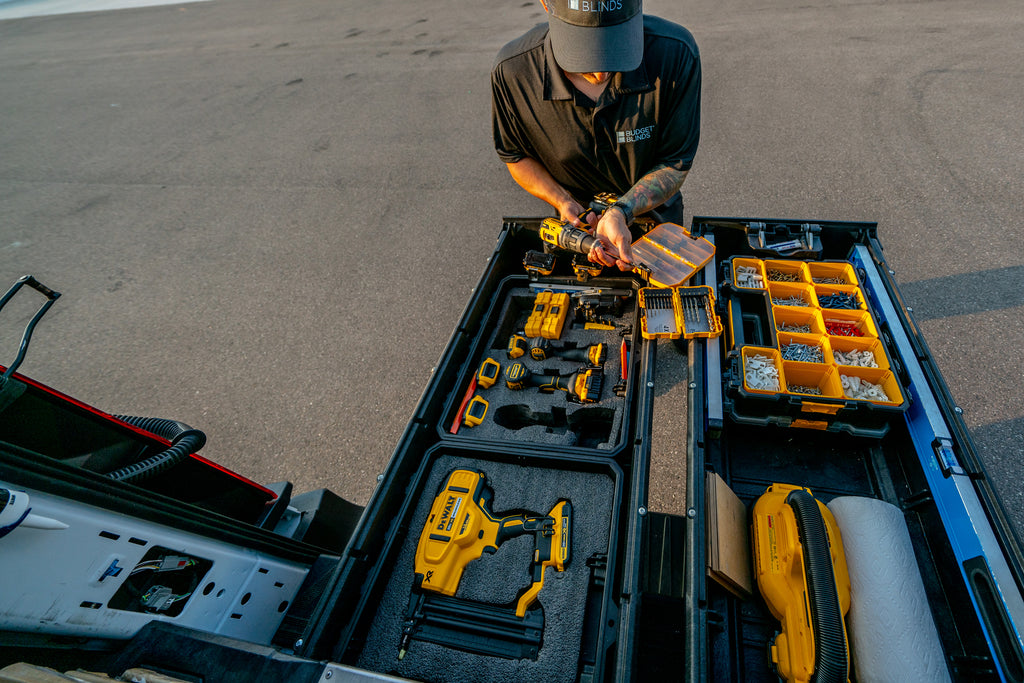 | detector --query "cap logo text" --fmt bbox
[568,0,623,12]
